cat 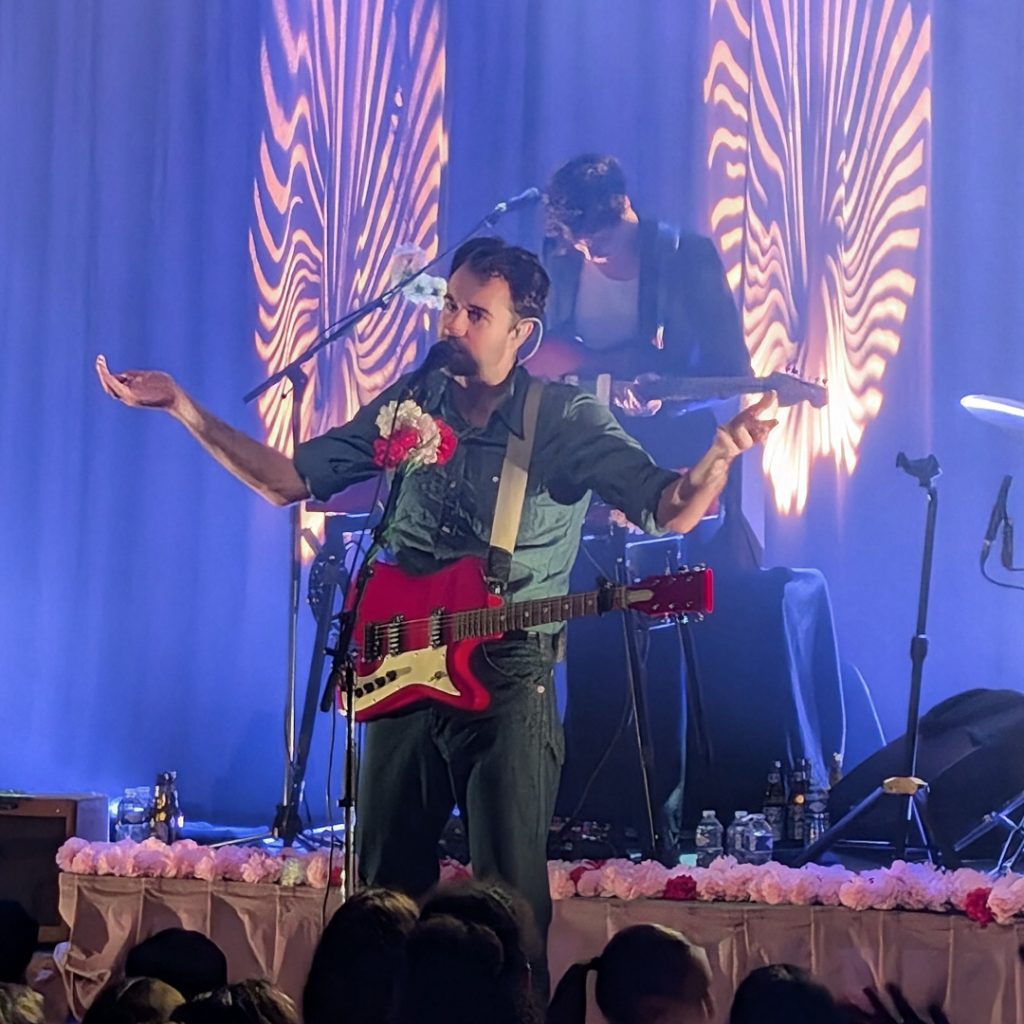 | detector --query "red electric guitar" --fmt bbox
[337,557,713,721]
